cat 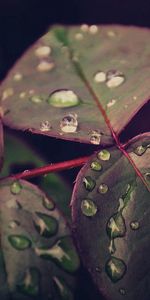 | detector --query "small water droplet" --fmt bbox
[13,72,23,81]
[30,95,43,103]
[98,149,111,161]
[40,120,51,132]
[107,99,116,108]
[80,24,89,32]
[133,96,137,100]
[37,60,55,72]
[2,88,14,100]
[48,89,80,108]
[81,199,97,217]
[107,213,126,239]
[35,46,51,58]
[9,220,20,229]
[89,25,98,34]
[17,268,40,296]
[145,172,150,182]
[60,113,78,133]
[130,221,140,230]
[98,183,108,194]
[90,161,102,171]
[134,145,146,156]
[106,70,125,88]
[107,31,116,37]
[10,181,22,195]
[83,176,96,191]
[119,288,126,296]
[75,33,83,40]
[94,71,106,83]
[43,197,55,210]
[34,212,58,237]
[20,92,26,98]
[95,266,101,273]
[89,130,101,145]
[105,256,127,283]
[8,234,32,250]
